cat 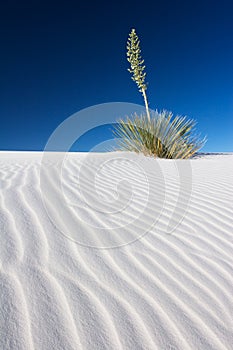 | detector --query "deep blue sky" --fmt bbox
[0,0,232,152]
